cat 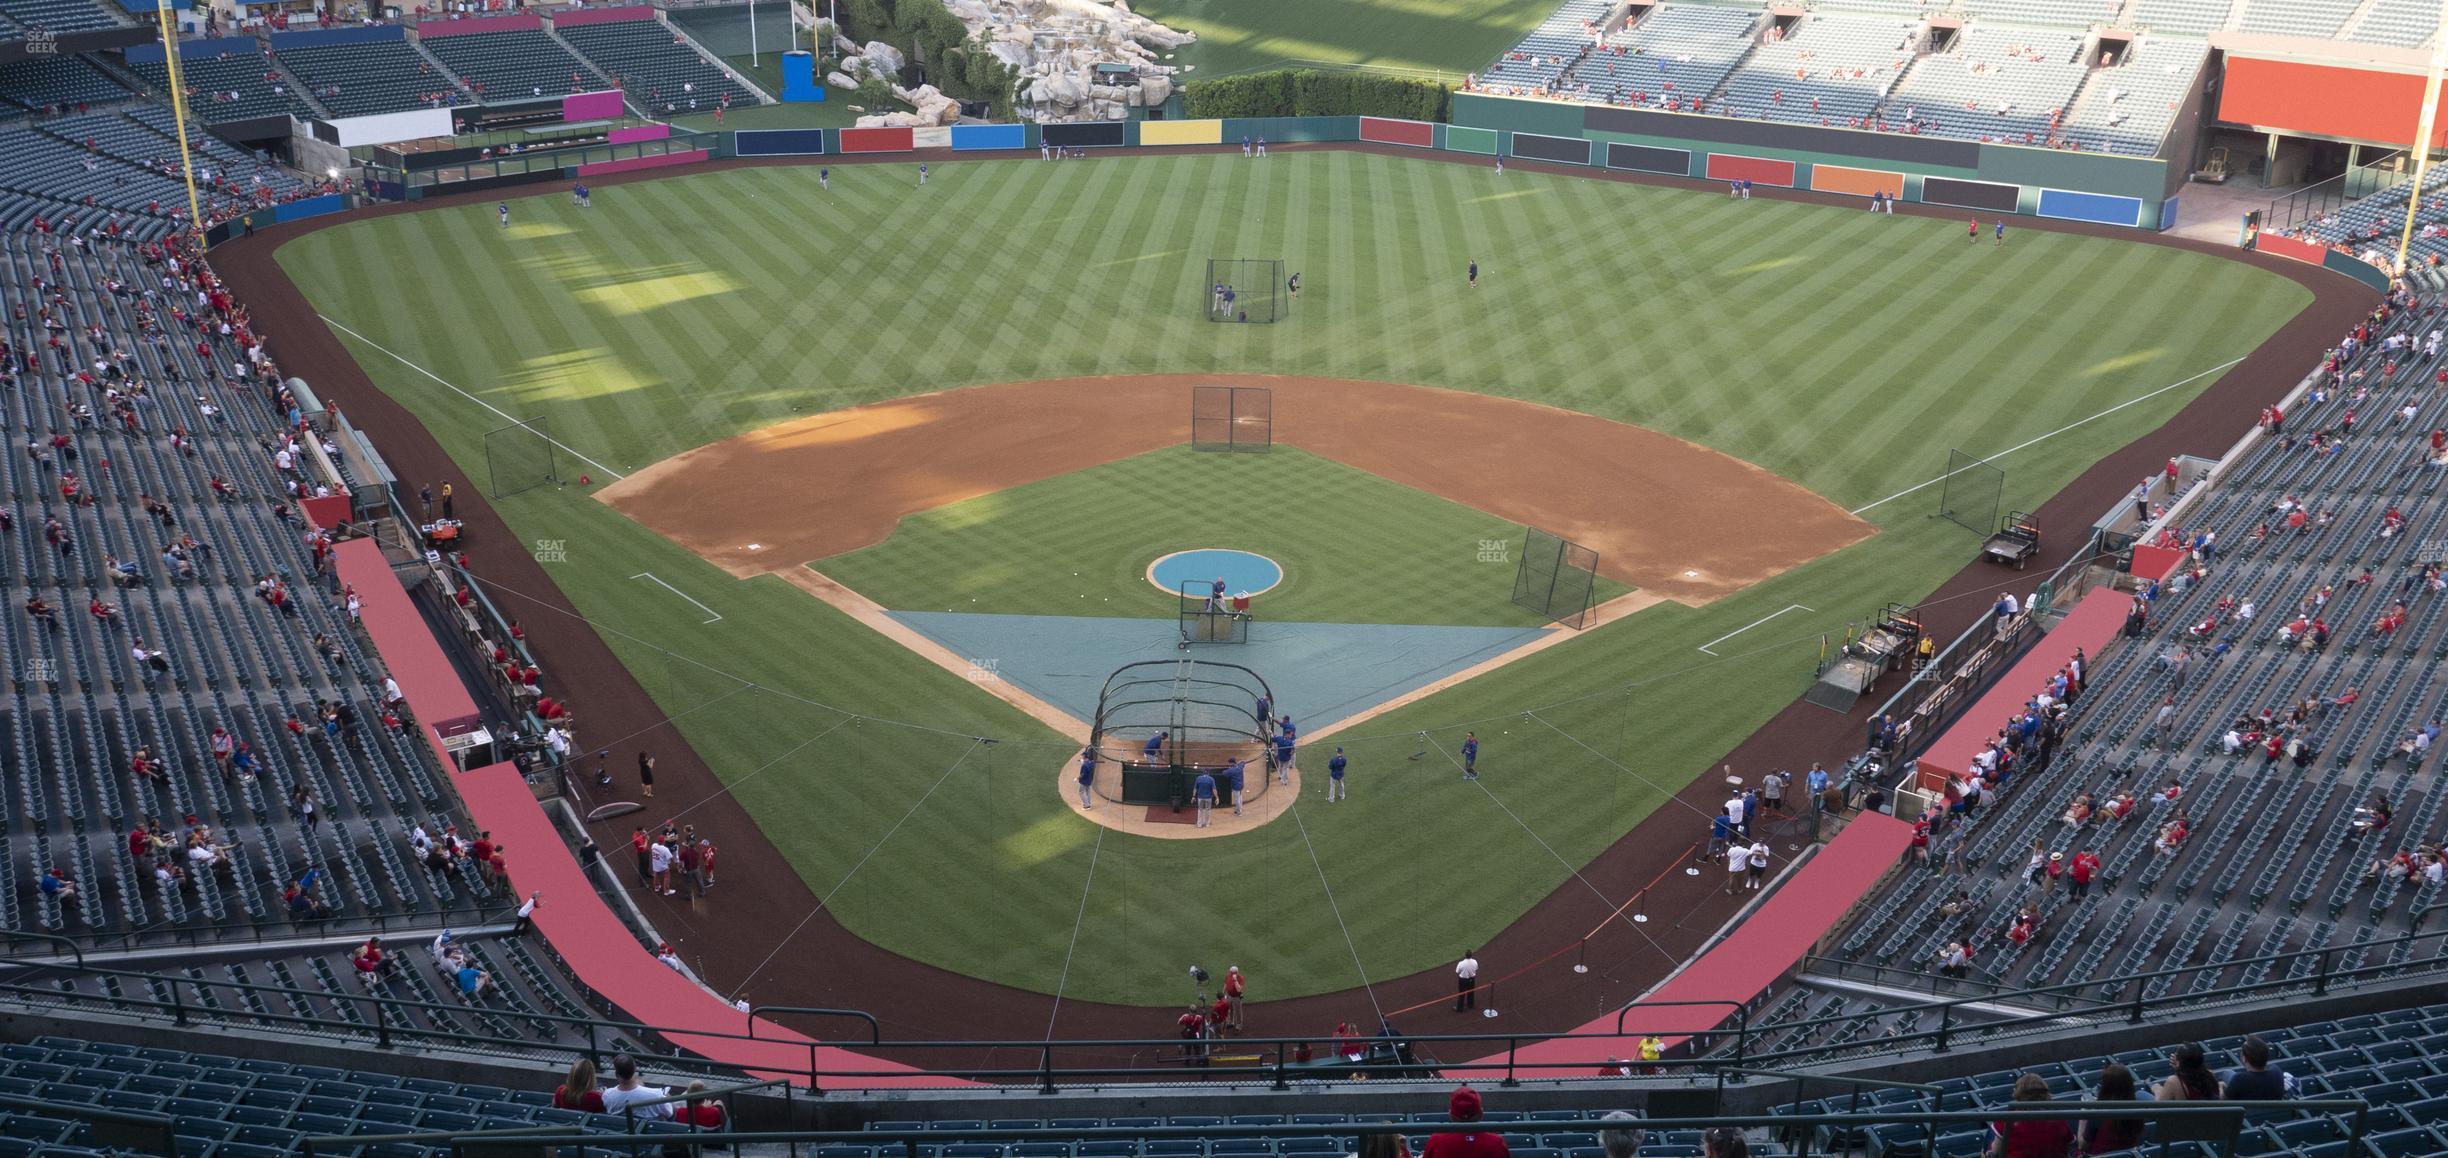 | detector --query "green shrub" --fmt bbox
[1183,69,1450,121]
